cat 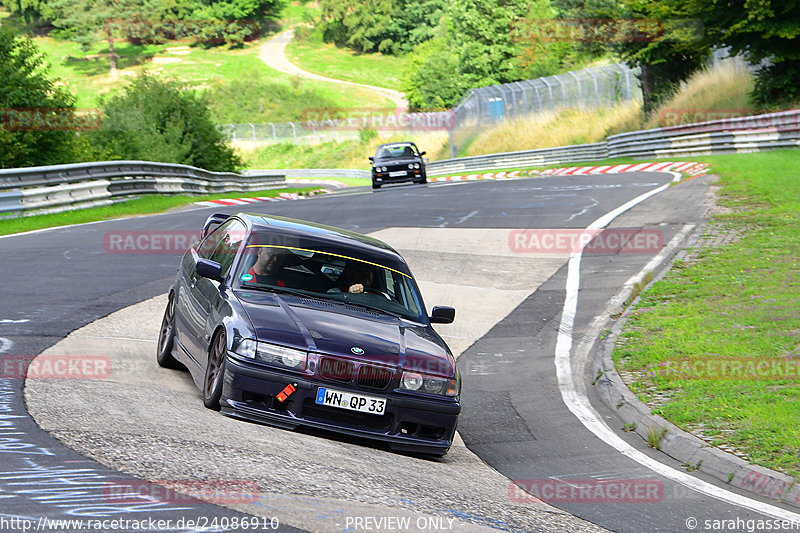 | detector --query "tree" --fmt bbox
[601,0,711,115]
[689,0,800,107]
[318,0,445,54]
[445,0,531,87]
[48,0,146,73]
[402,26,468,109]
[0,28,80,169]
[1,0,54,23]
[92,75,242,172]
